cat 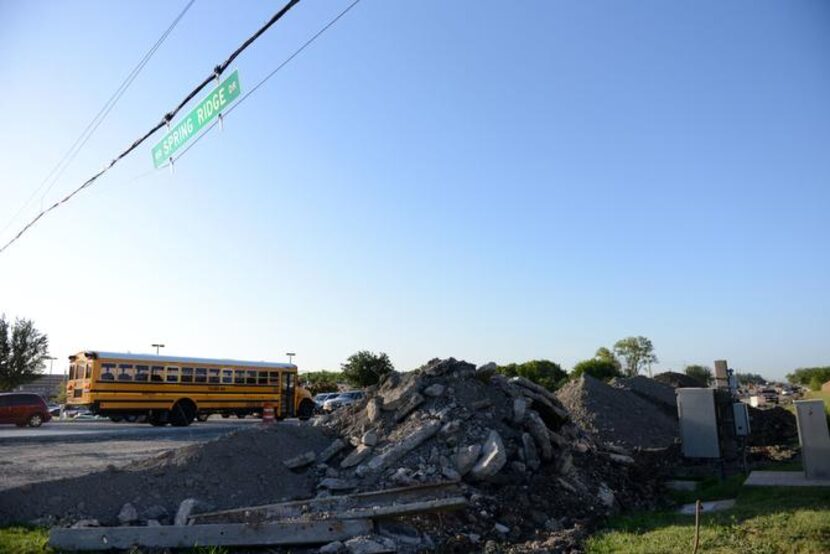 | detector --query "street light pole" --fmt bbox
[152,343,165,355]
[44,356,56,374]
[286,352,296,364]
